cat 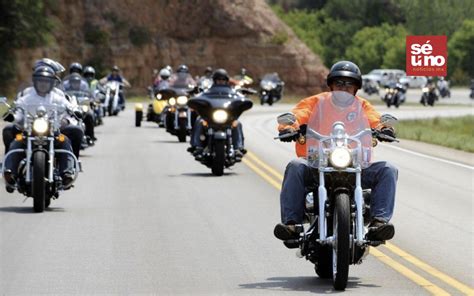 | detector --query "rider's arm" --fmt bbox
[360,98,381,128]
[277,95,319,131]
